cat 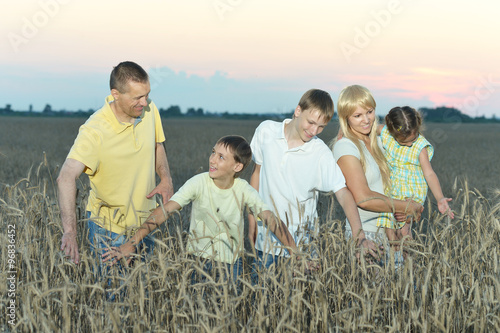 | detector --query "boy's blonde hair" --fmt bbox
[216,135,252,178]
[332,85,390,188]
[298,89,334,122]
